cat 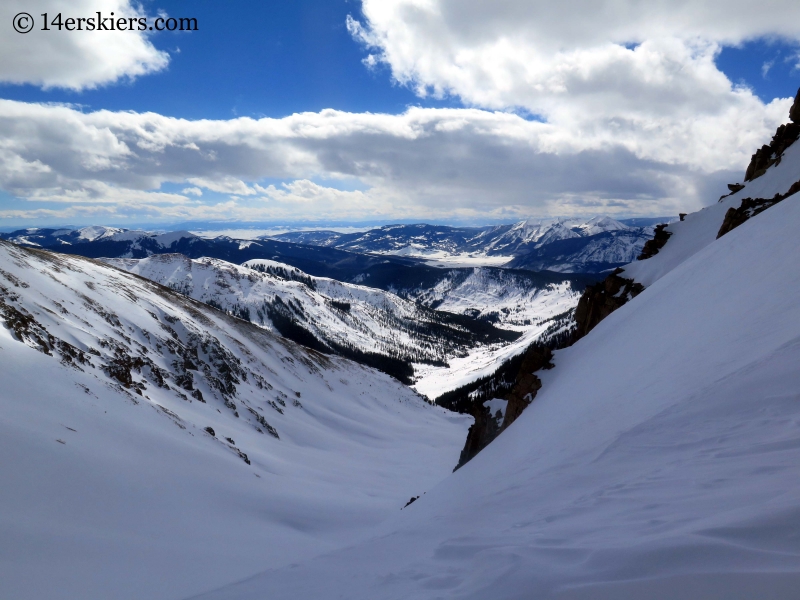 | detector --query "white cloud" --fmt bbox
[0,0,168,90]
[0,96,790,223]
[350,0,800,109]
[186,177,257,196]
[346,1,800,174]
[1,1,798,225]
